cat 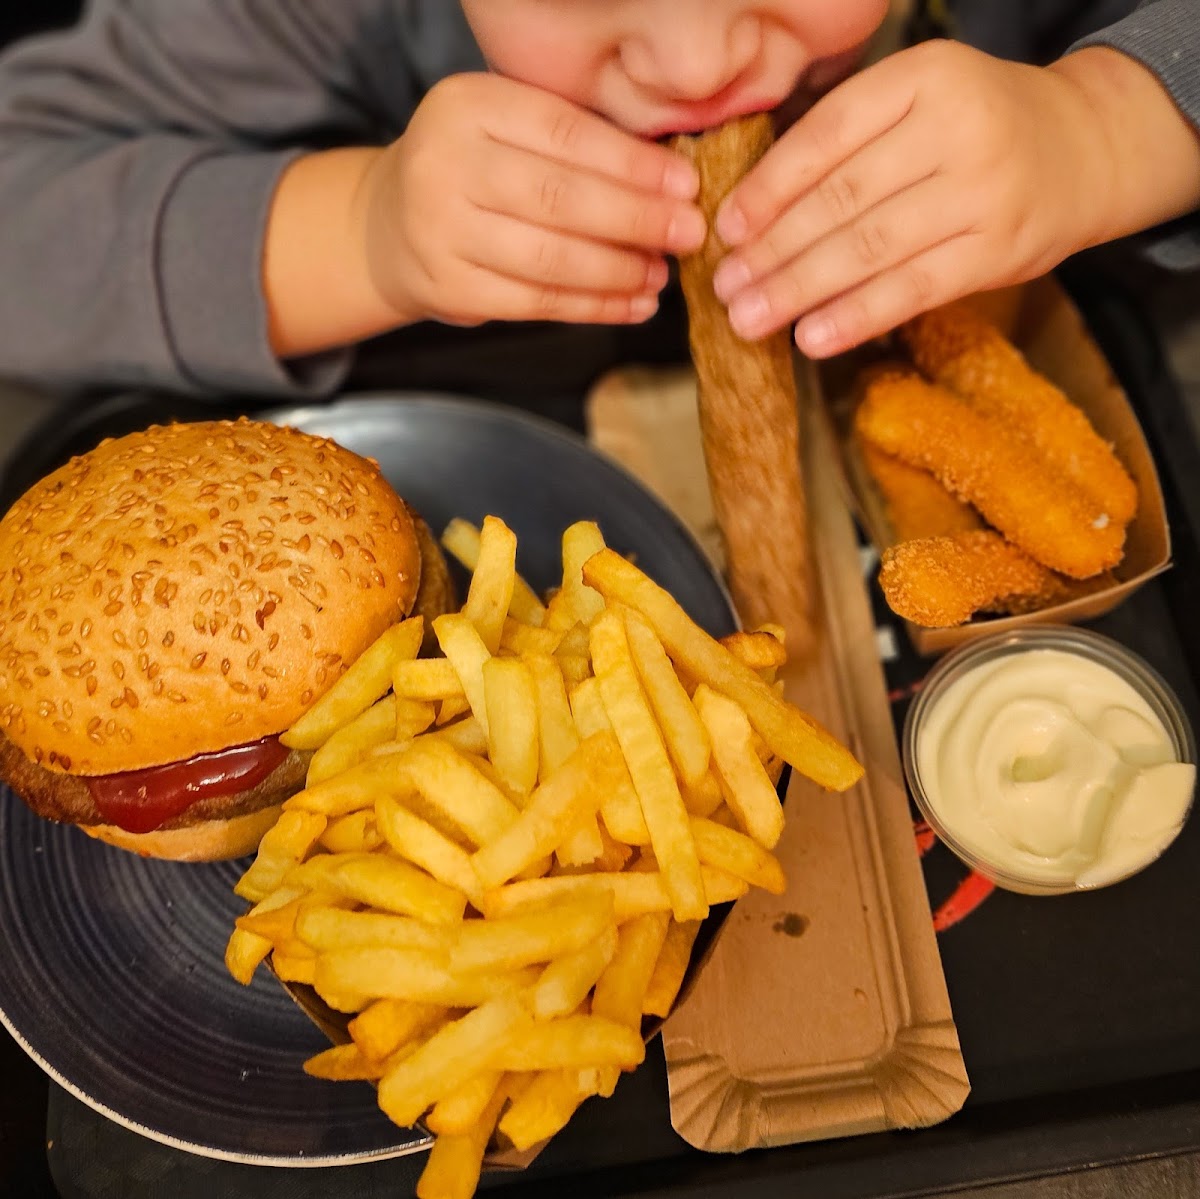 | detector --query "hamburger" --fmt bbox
[0,418,452,861]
